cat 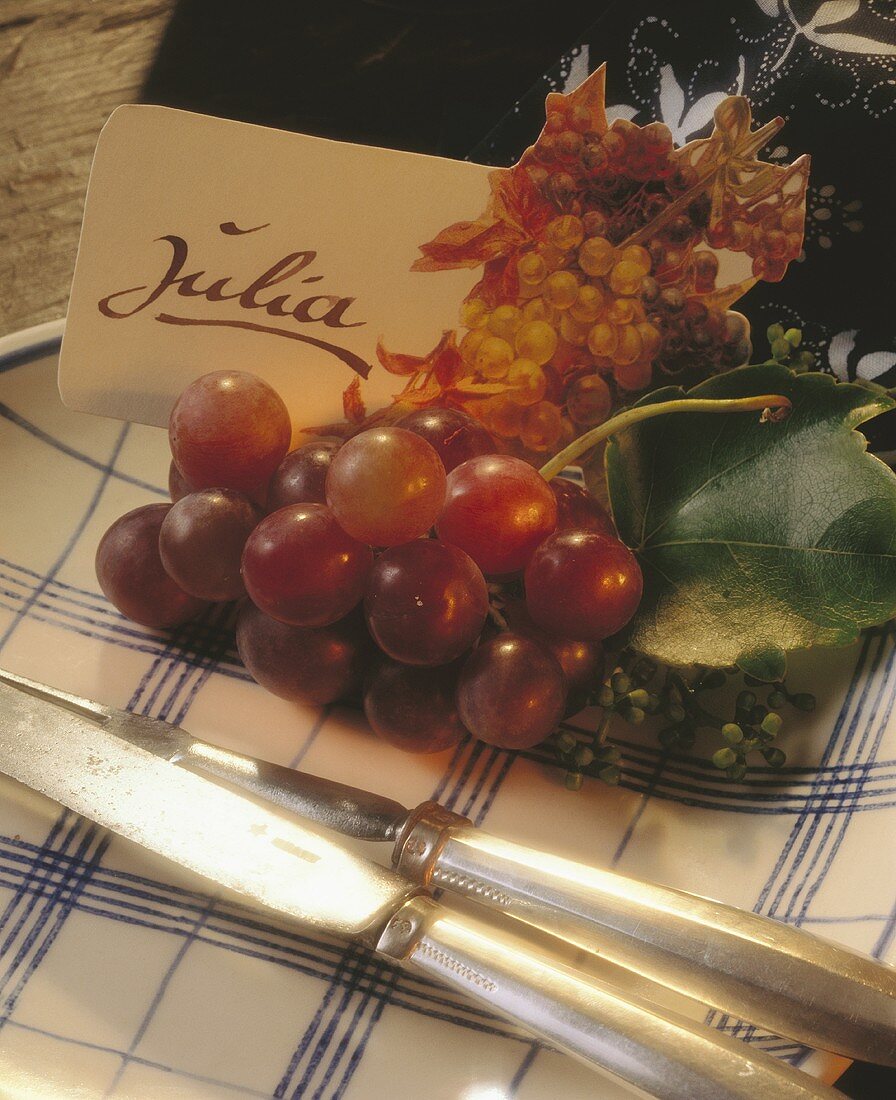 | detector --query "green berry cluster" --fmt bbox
[764,323,815,373]
[709,676,814,779]
[550,656,658,788]
[553,728,622,789]
[651,665,815,779]
[551,656,816,790]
